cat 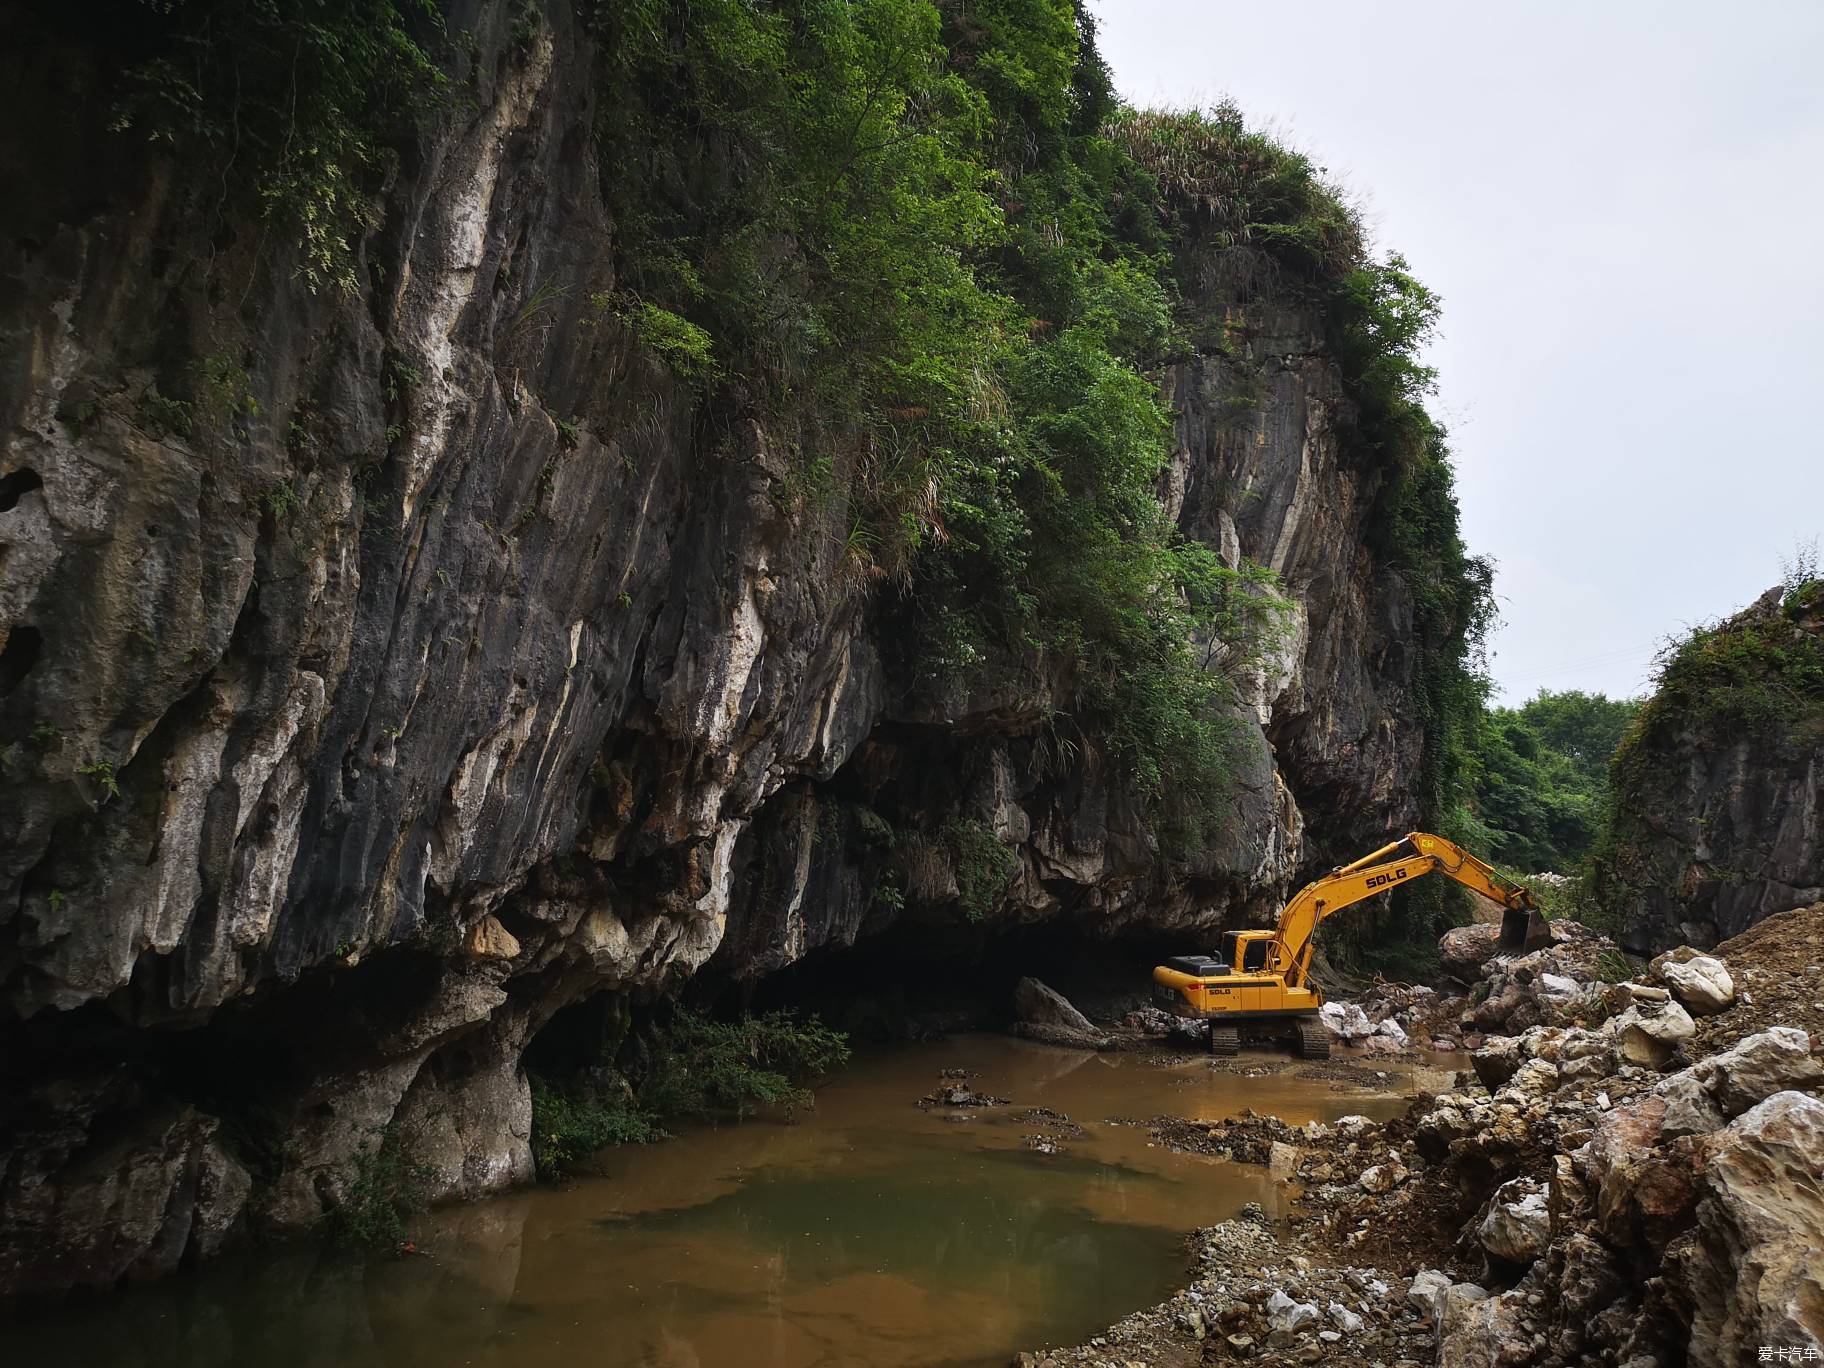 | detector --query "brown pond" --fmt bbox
[4,1036,1459,1368]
